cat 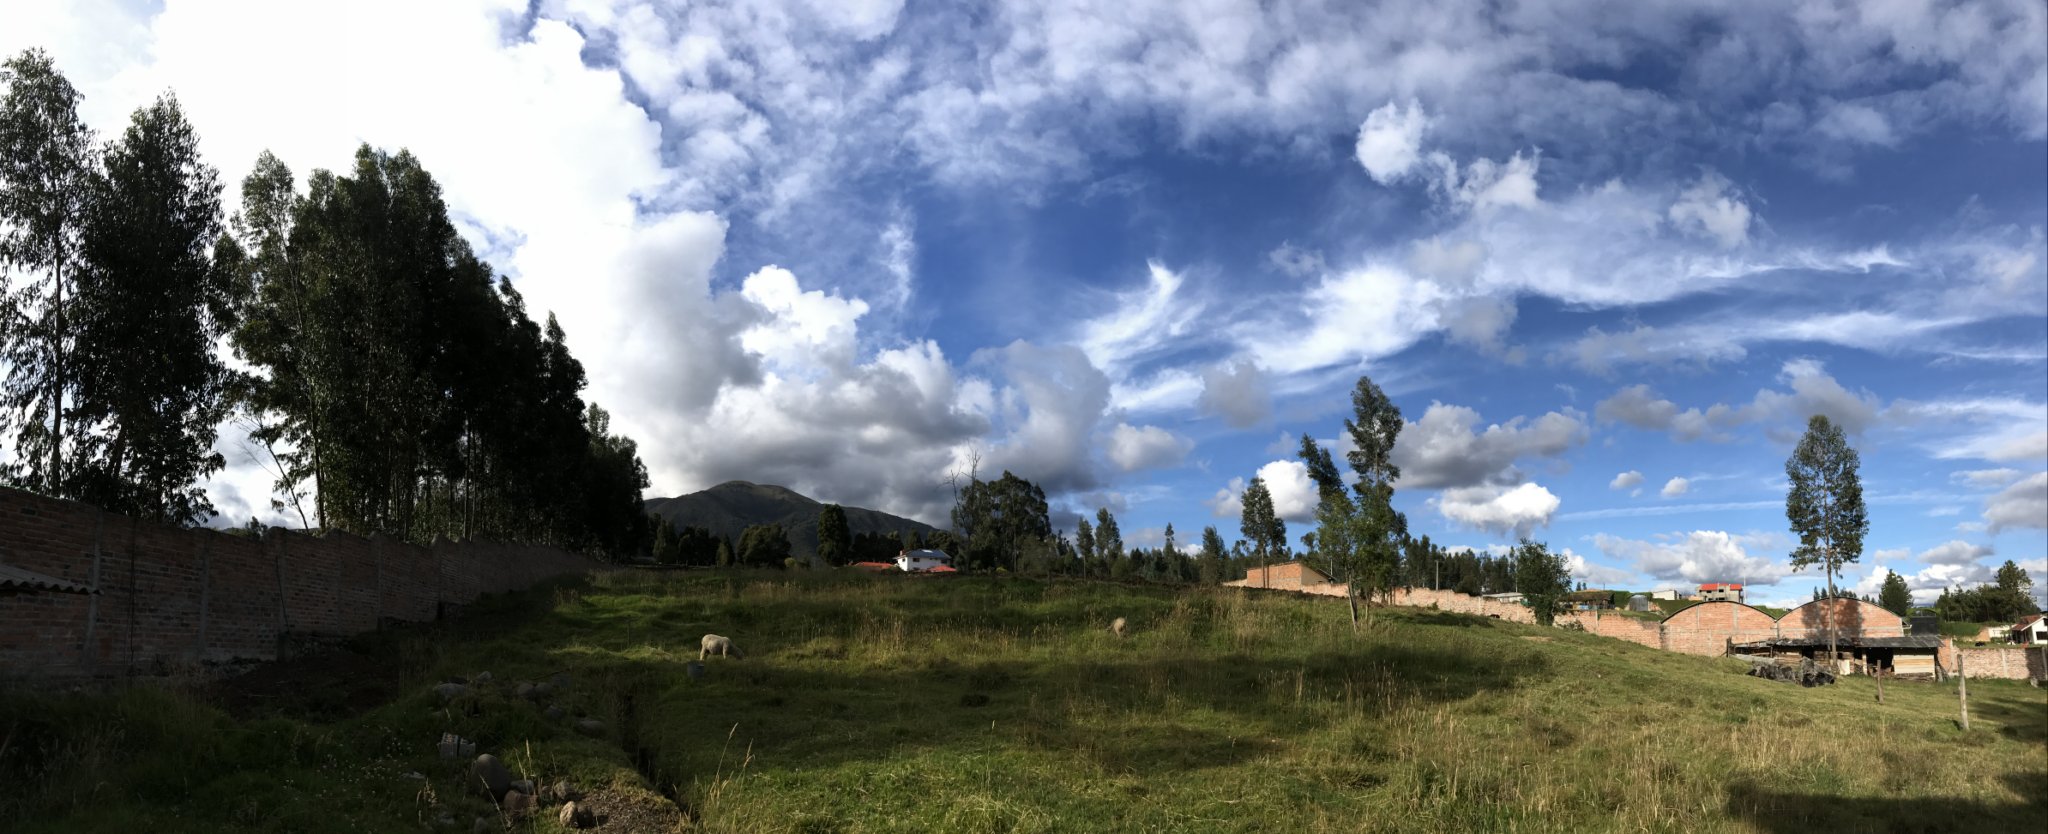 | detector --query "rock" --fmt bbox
[549,779,578,803]
[515,682,537,701]
[471,817,493,834]
[559,801,596,829]
[404,770,427,781]
[434,811,456,828]
[574,718,605,737]
[473,671,493,683]
[509,779,535,798]
[433,683,468,703]
[437,733,475,759]
[501,790,536,818]
[543,705,566,721]
[532,682,555,699]
[549,672,570,689]
[685,661,705,681]
[470,754,512,800]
